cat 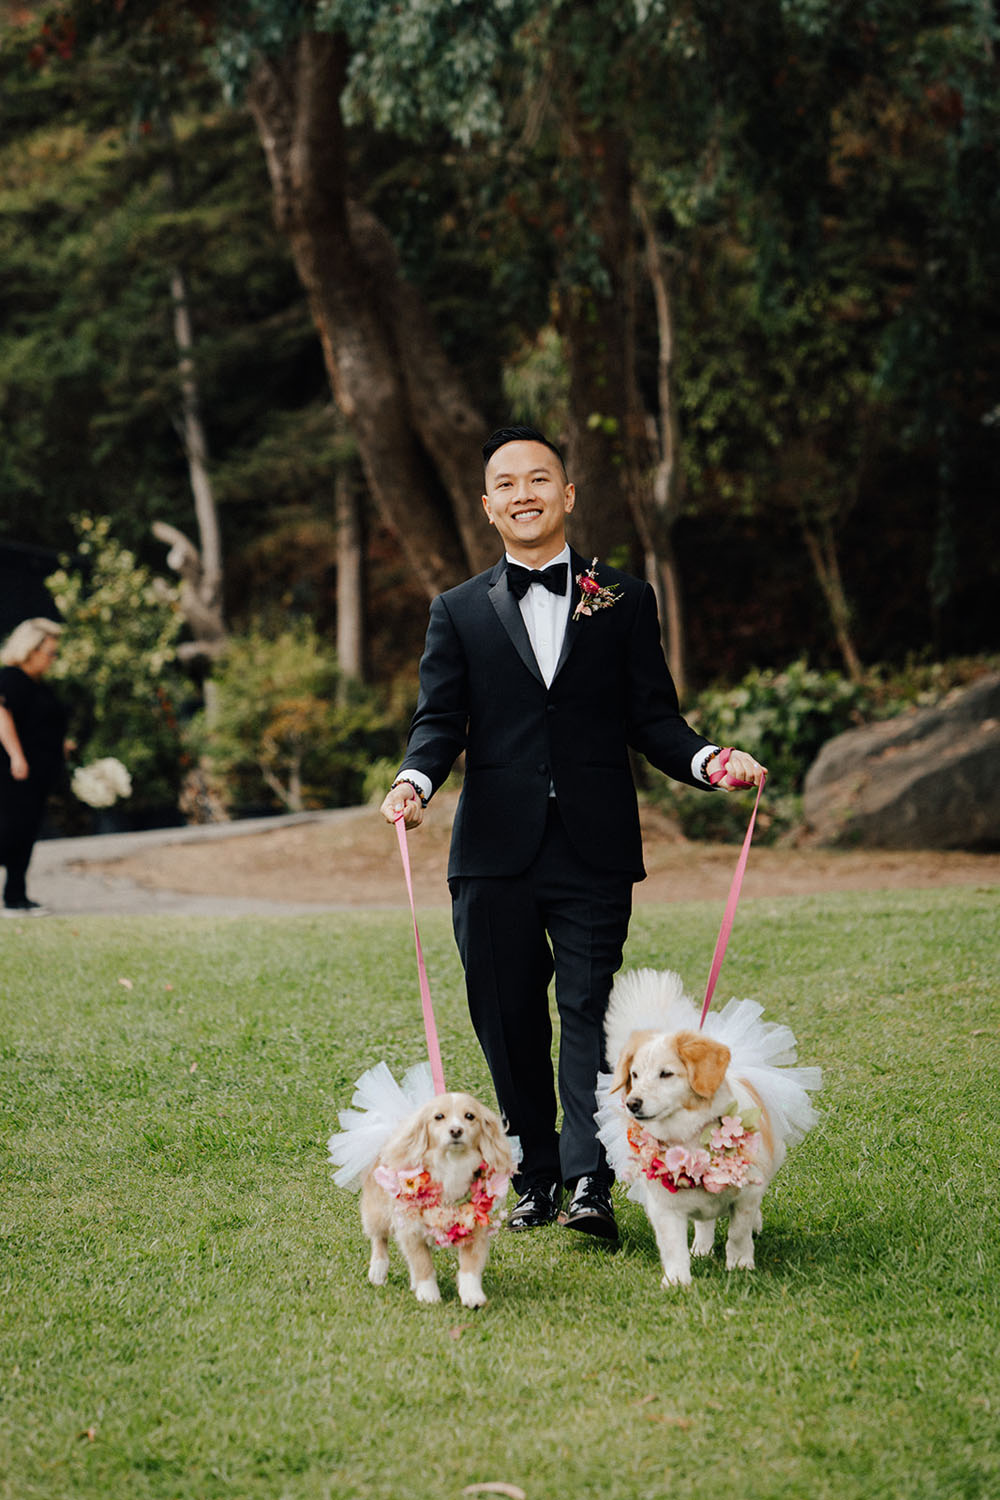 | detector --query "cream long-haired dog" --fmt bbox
[596,970,821,1288]
[328,1066,517,1308]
